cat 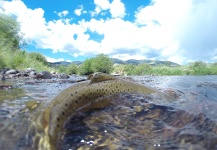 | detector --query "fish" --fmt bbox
[31,72,171,150]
